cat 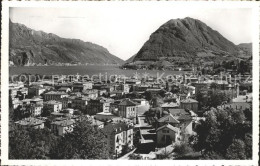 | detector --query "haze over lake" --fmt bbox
[9,65,185,77]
